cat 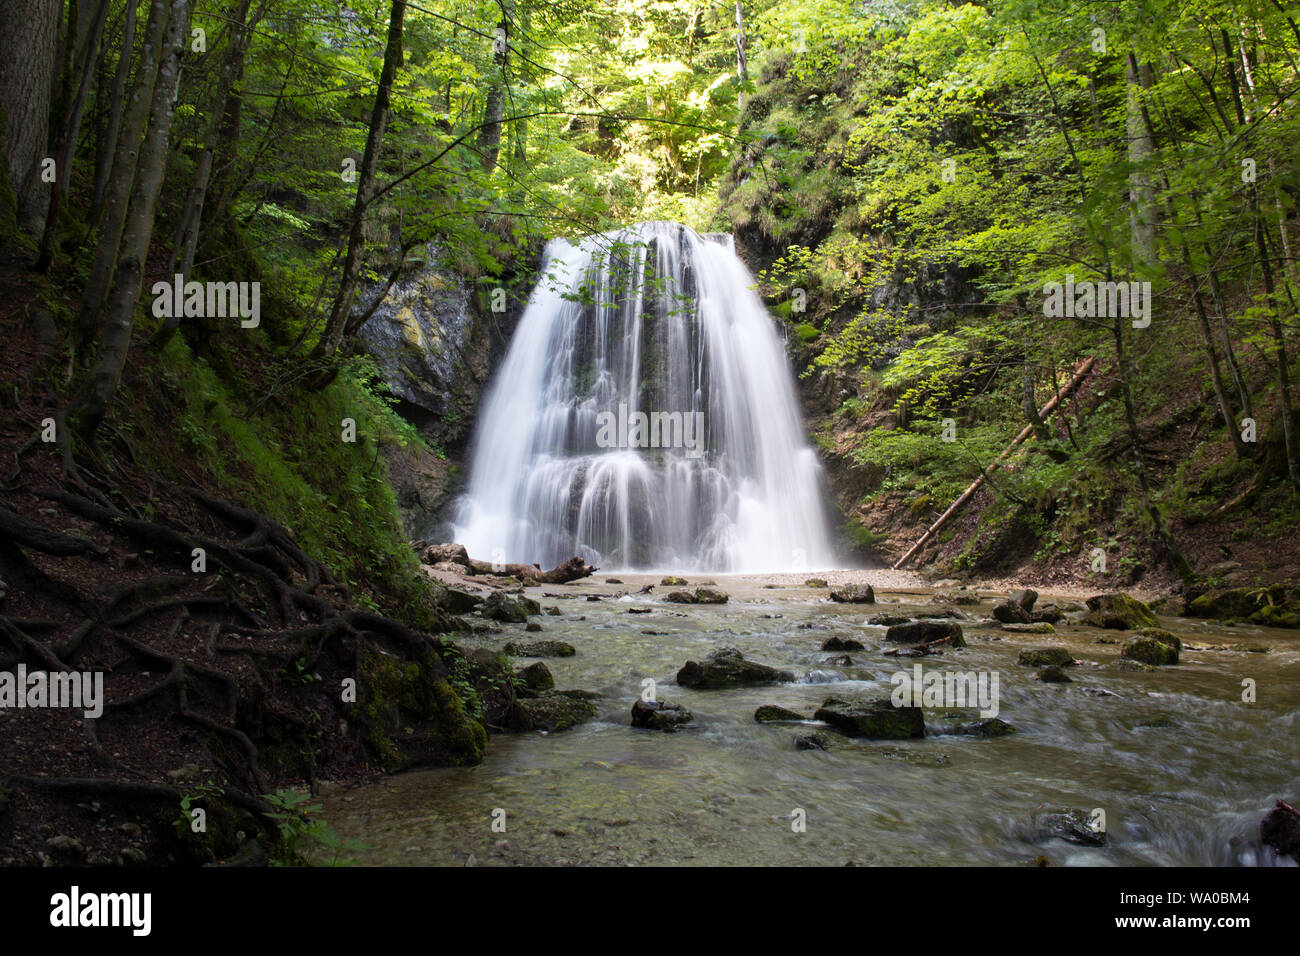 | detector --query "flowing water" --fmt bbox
[452,222,834,573]
[322,577,1300,866]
